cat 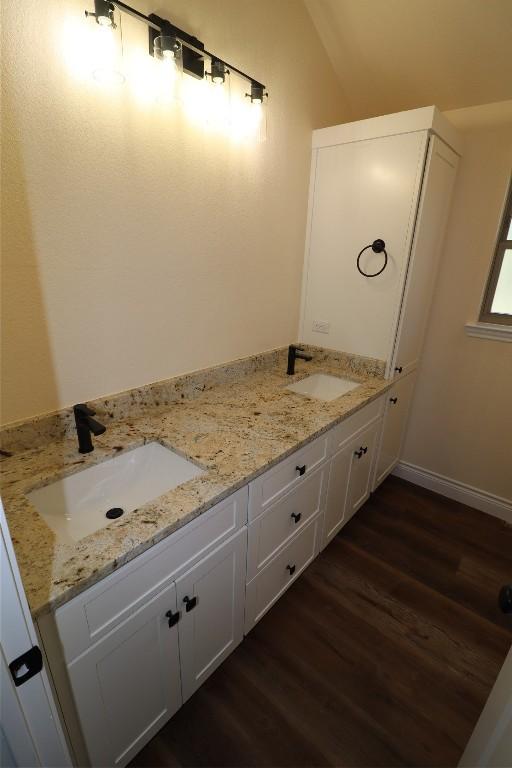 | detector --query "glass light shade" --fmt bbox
[205,67,231,133]
[227,74,267,142]
[90,7,125,86]
[153,36,183,103]
[153,36,182,61]
[97,13,113,27]
[210,59,227,85]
